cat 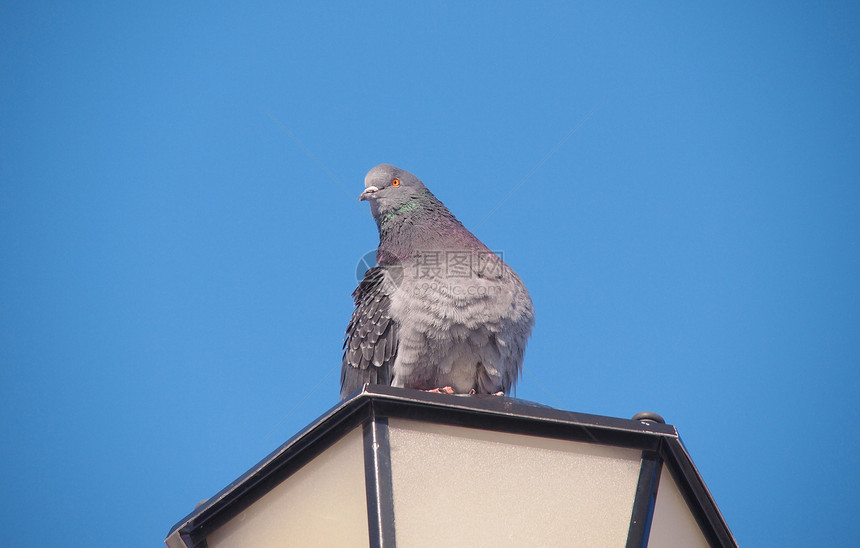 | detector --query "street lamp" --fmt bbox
[165,385,736,547]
